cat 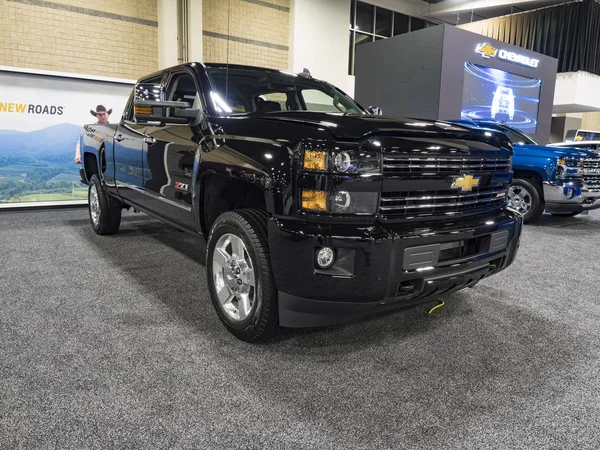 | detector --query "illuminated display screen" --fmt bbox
[461,62,542,133]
